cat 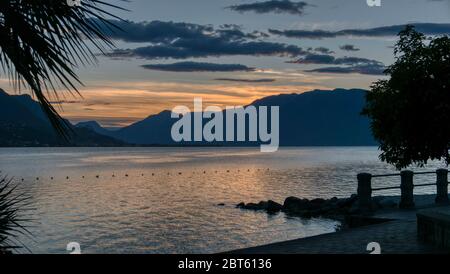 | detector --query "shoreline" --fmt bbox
[227,194,450,254]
